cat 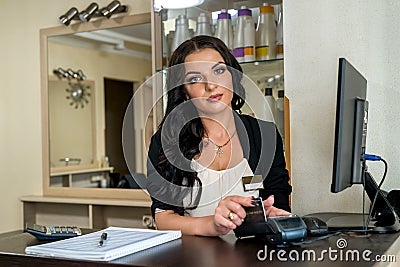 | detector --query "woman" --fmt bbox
[146,35,292,236]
